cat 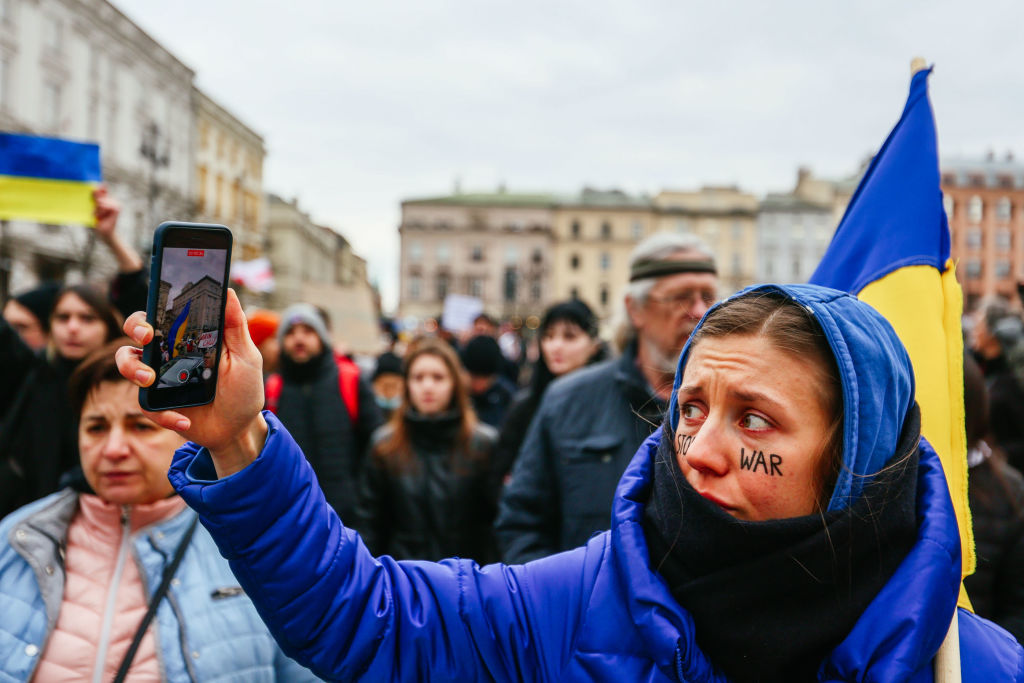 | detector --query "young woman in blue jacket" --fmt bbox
[117,285,1024,682]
